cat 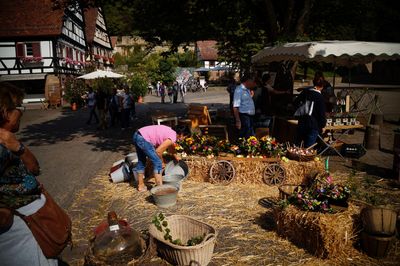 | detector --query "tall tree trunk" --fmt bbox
[264,0,278,42]
[295,0,314,36]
